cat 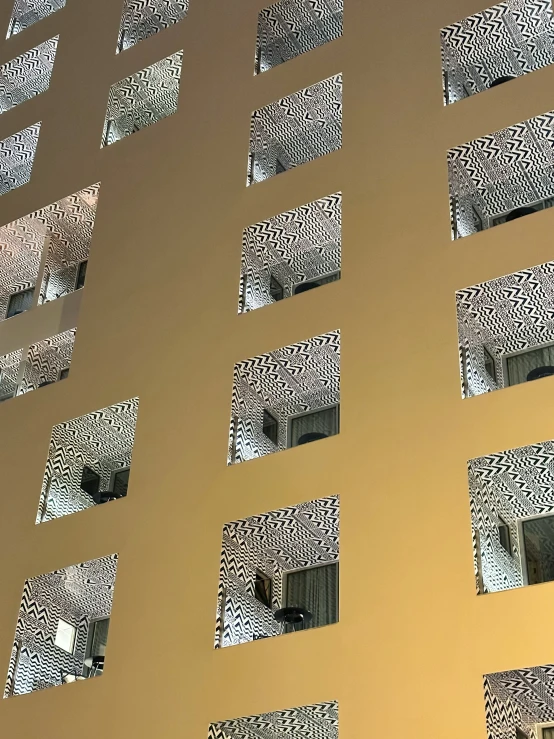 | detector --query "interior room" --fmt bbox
[0,36,58,114]
[117,0,189,52]
[6,0,65,37]
[0,123,40,197]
